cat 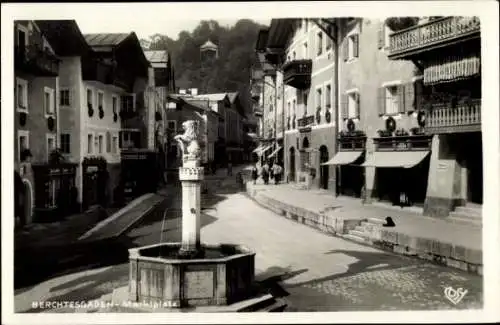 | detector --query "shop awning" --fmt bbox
[321,151,363,166]
[362,151,430,168]
[268,146,282,158]
[423,52,480,85]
